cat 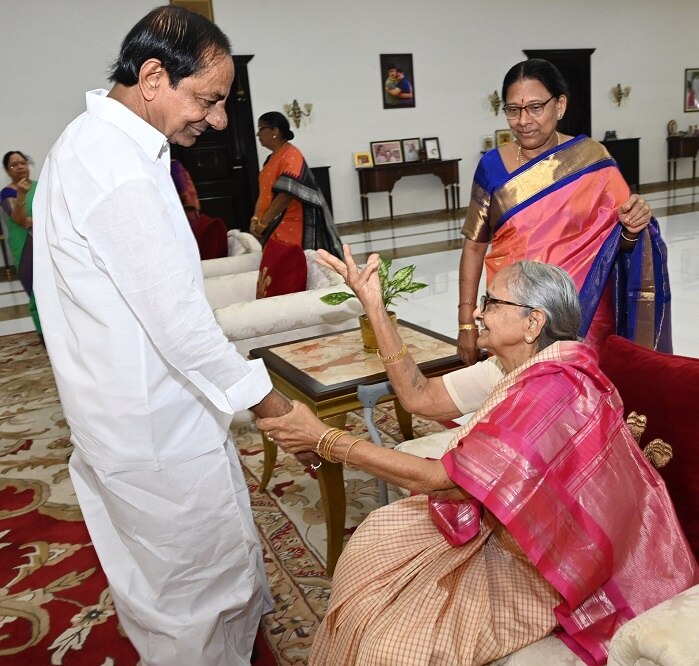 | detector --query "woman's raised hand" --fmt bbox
[316,244,384,311]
